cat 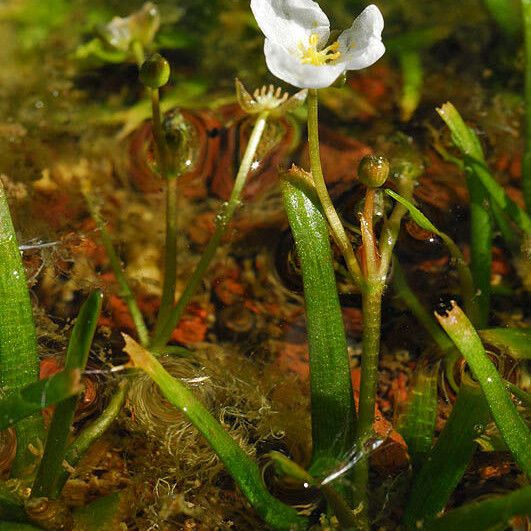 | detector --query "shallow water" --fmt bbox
[0,0,528,529]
